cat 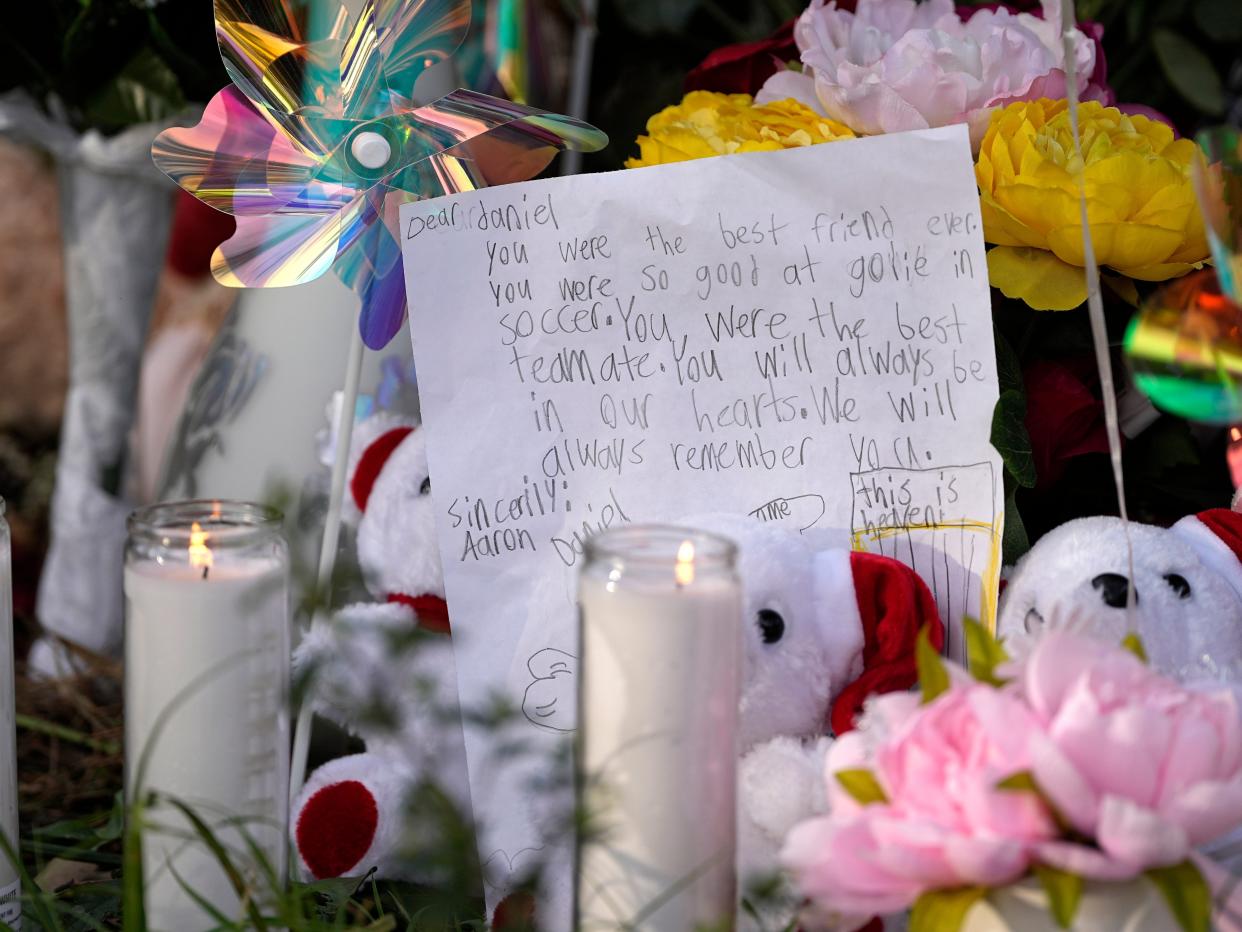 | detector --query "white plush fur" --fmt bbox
[293,422,469,885]
[355,430,445,602]
[997,516,1242,683]
[294,751,416,879]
